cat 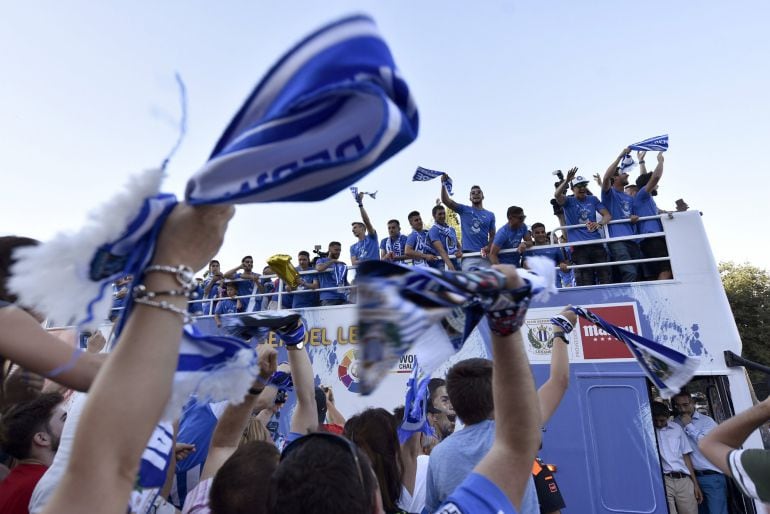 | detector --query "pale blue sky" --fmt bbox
[2,1,768,272]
